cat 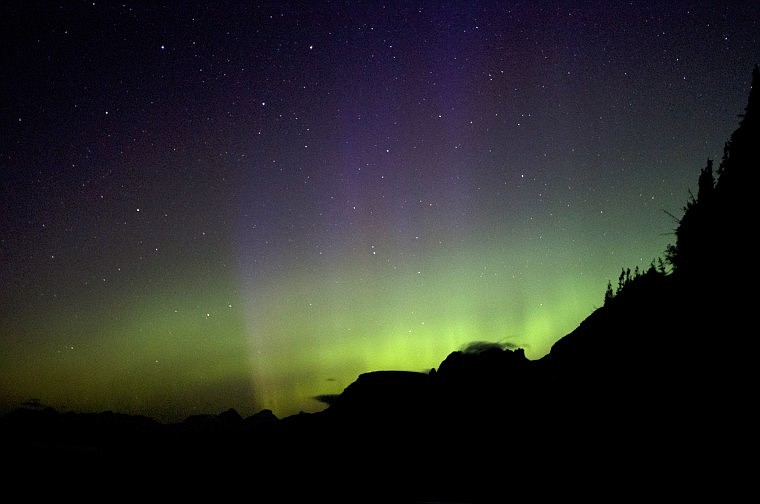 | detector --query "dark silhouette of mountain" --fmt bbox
[2,67,757,501]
